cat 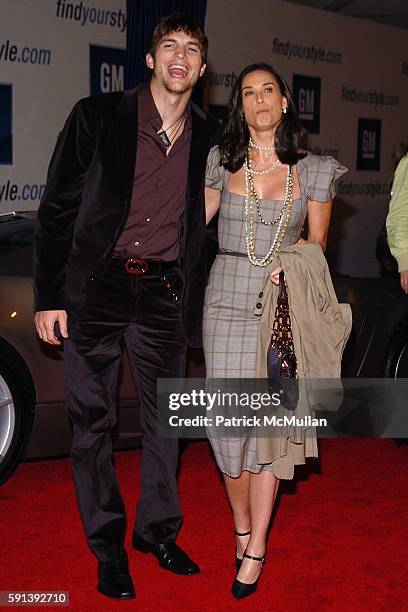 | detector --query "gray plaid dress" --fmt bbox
[203,146,347,477]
